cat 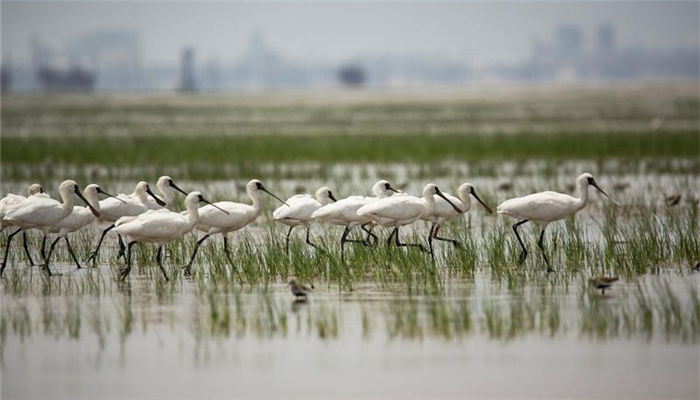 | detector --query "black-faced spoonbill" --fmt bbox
[311,180,399,258]
[1,183,46,266]
[1,180,99,276]
[357,183,462,252]
[497,172,619,272]
[183,179,288,275]
[150,175,188,210]
[114,191,228,281]
[44,184,123,270]
[86,181,166,264]
[273,186,337,253]
[422,183,493,255]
